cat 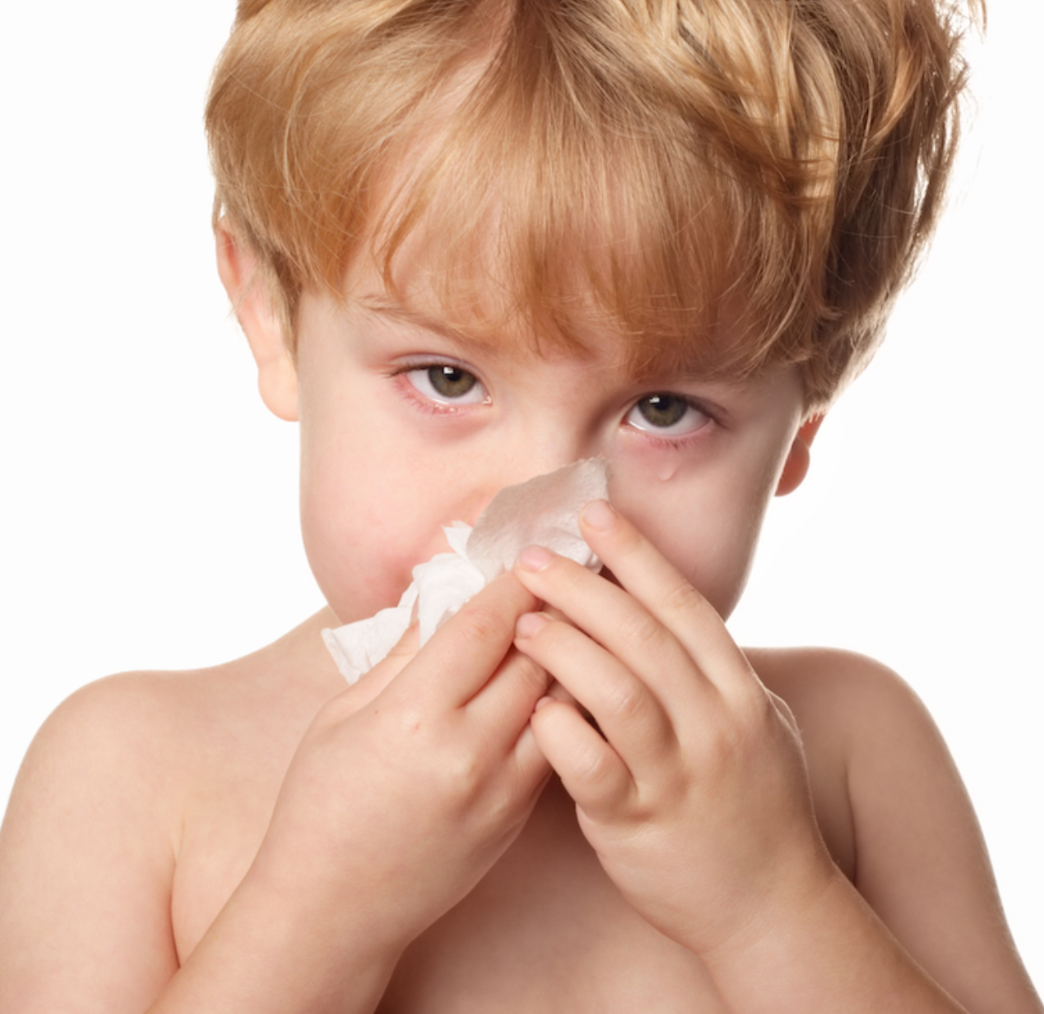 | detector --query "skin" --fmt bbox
[0,227,1039,1012]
